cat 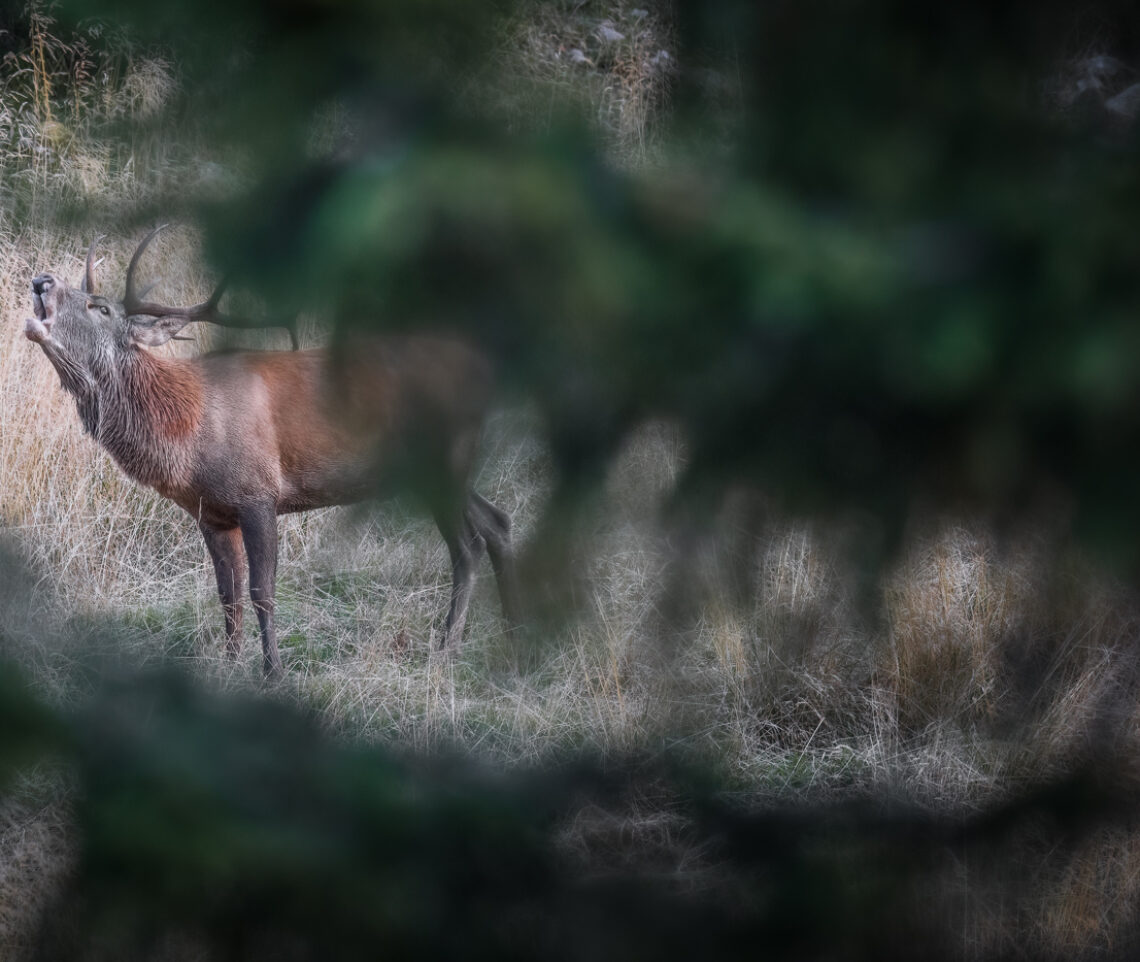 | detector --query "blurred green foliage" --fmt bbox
[0,645,1133,960]
[43,0,1140,577]
[7,0,1140,955]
